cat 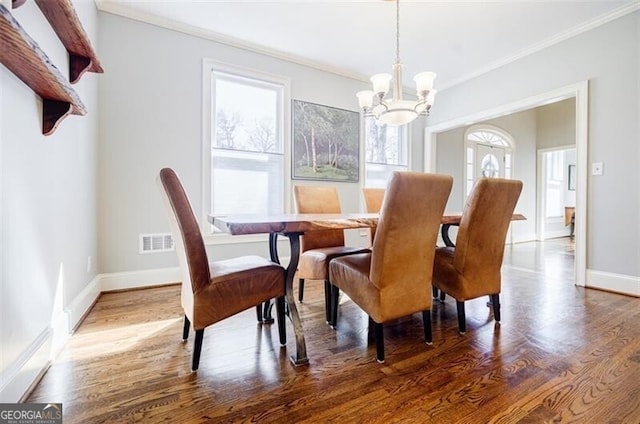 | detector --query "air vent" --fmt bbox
[140,233,174,253]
